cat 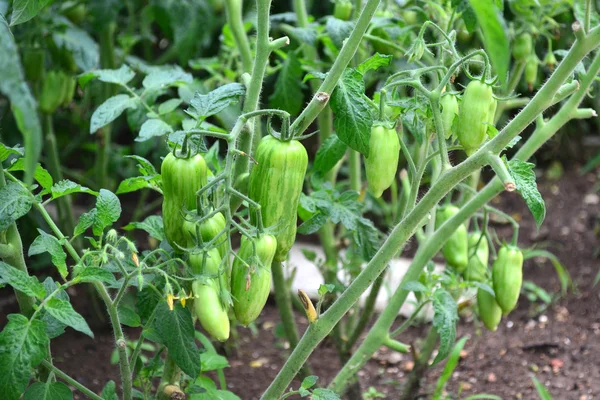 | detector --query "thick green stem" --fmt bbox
[225,0,253,73]
[262,26,600,399]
